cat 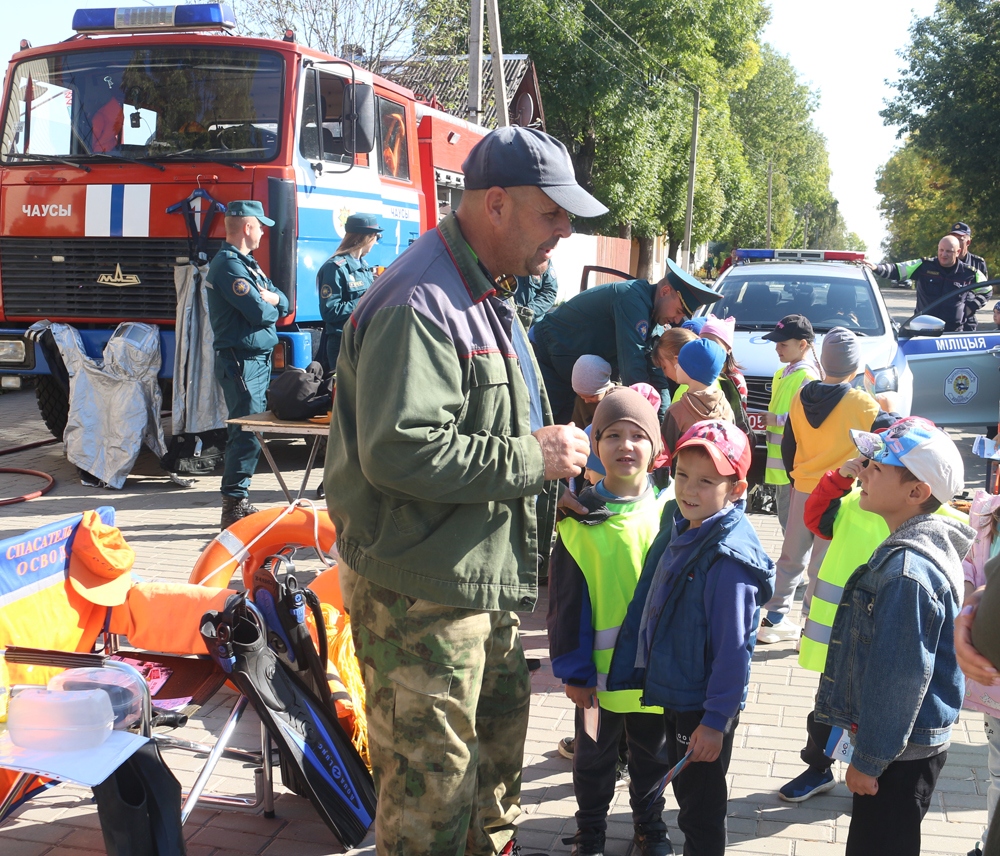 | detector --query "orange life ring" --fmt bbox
[188,505,337,591]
